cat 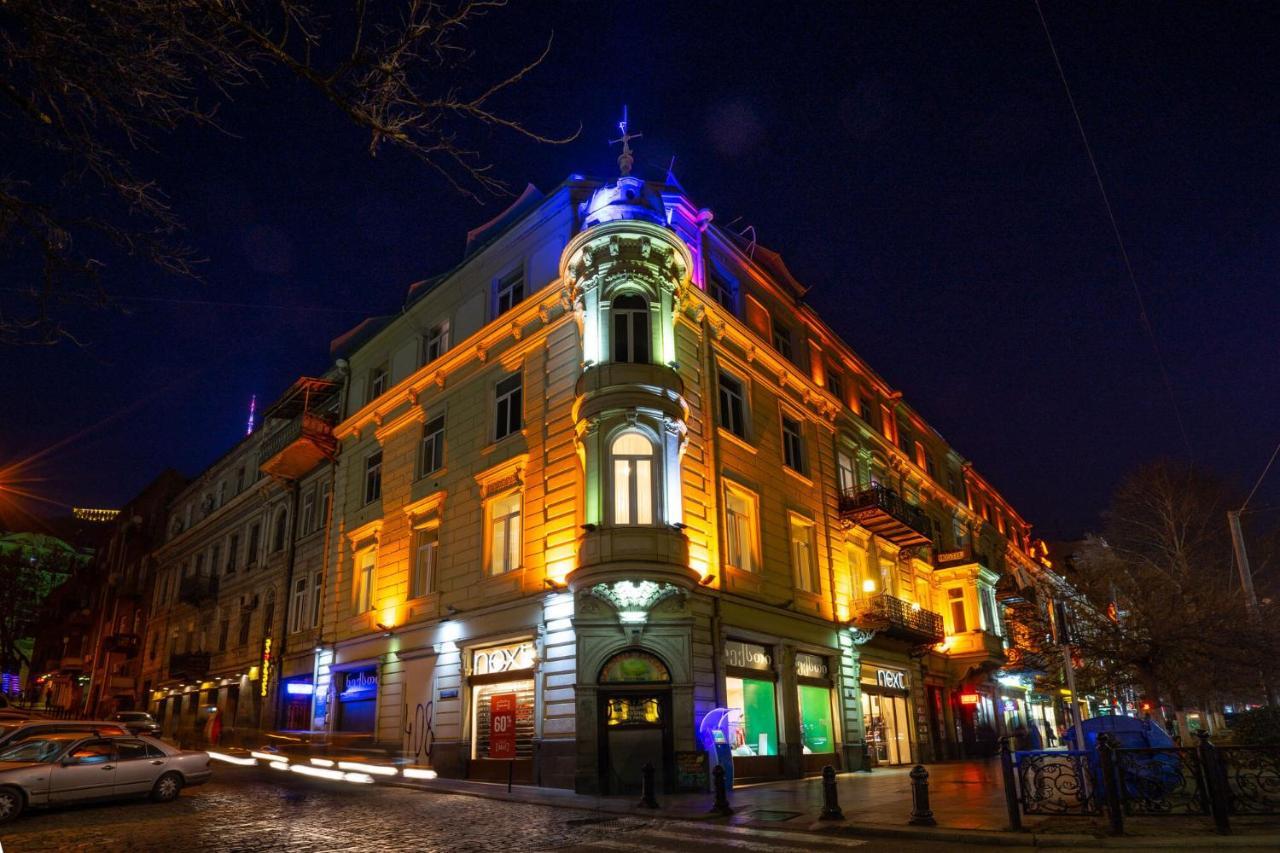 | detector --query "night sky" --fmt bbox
[5,2,1278,539]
